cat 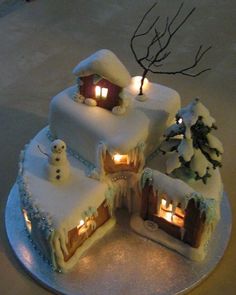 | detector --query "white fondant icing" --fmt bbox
[23,128,110,232]
[146,168,195,209]
[72,49,131,88]
[146,153,223,208]
[112,105,126,115]
[54,218,116,273]
[135,94,148,101]
[84,98,97,106]
[18,73,223,273]
[130,214,208,262]
[49,81,180,167]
